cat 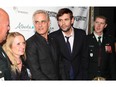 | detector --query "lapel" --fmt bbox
[58,30,71,59]
[91,33,99,47]
[0,46,11,69]
[71,29,84,59]
[71,29,78,58]
[101,34,111,54]
[88,34,99,62]
[90,34,100,56]
[102,35,108,47]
